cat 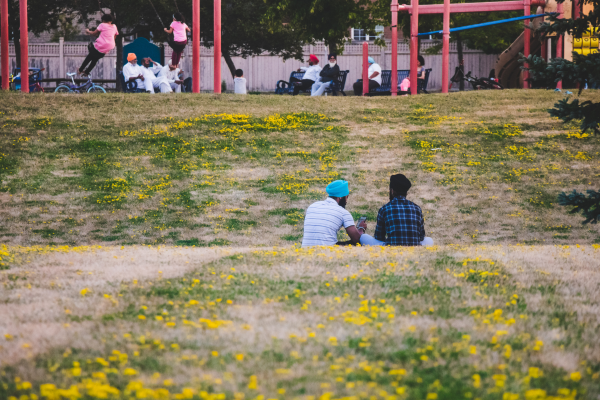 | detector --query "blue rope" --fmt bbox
[417,13,557,37]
